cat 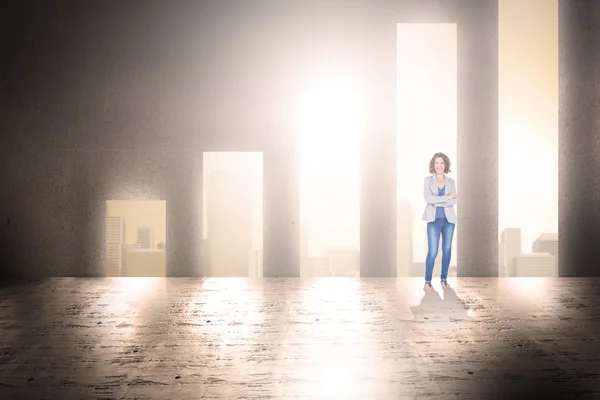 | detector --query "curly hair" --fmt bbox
[428,152,452,174]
